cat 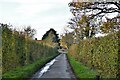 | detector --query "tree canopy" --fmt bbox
[67,0,120,41]
[42,28,60,43]
[24,26,36,38]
